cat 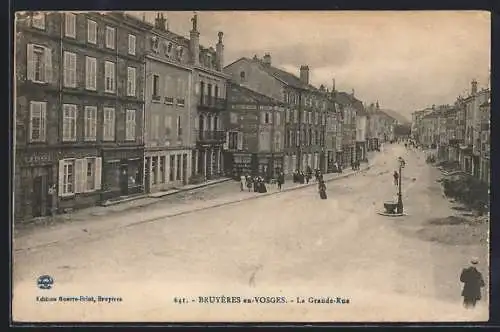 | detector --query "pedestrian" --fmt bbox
[247,175,253,192]
[240,174,246,191]
[277,175,282,191]
[318,180,327,199]
[393,170,399,186]
[460,258,485,309]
